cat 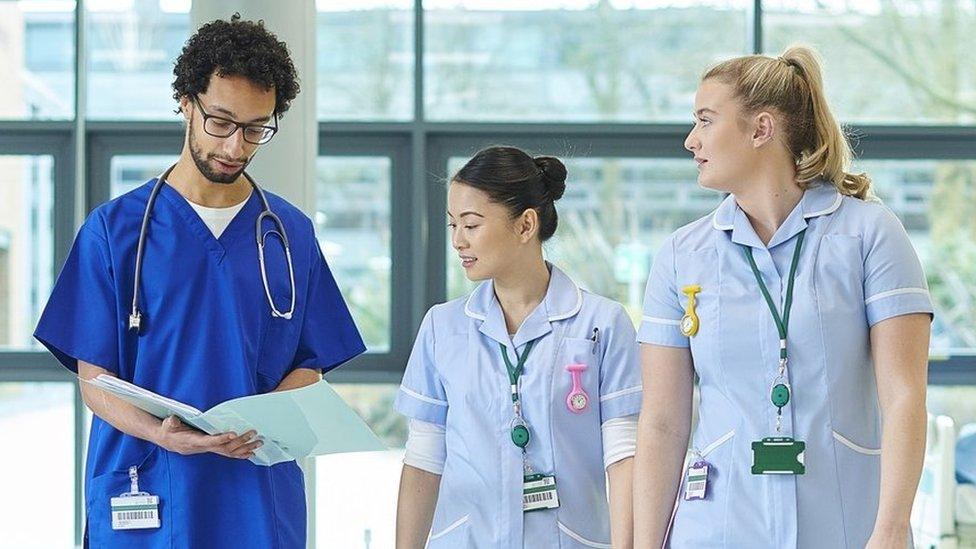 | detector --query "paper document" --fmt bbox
[84,376,386,466]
